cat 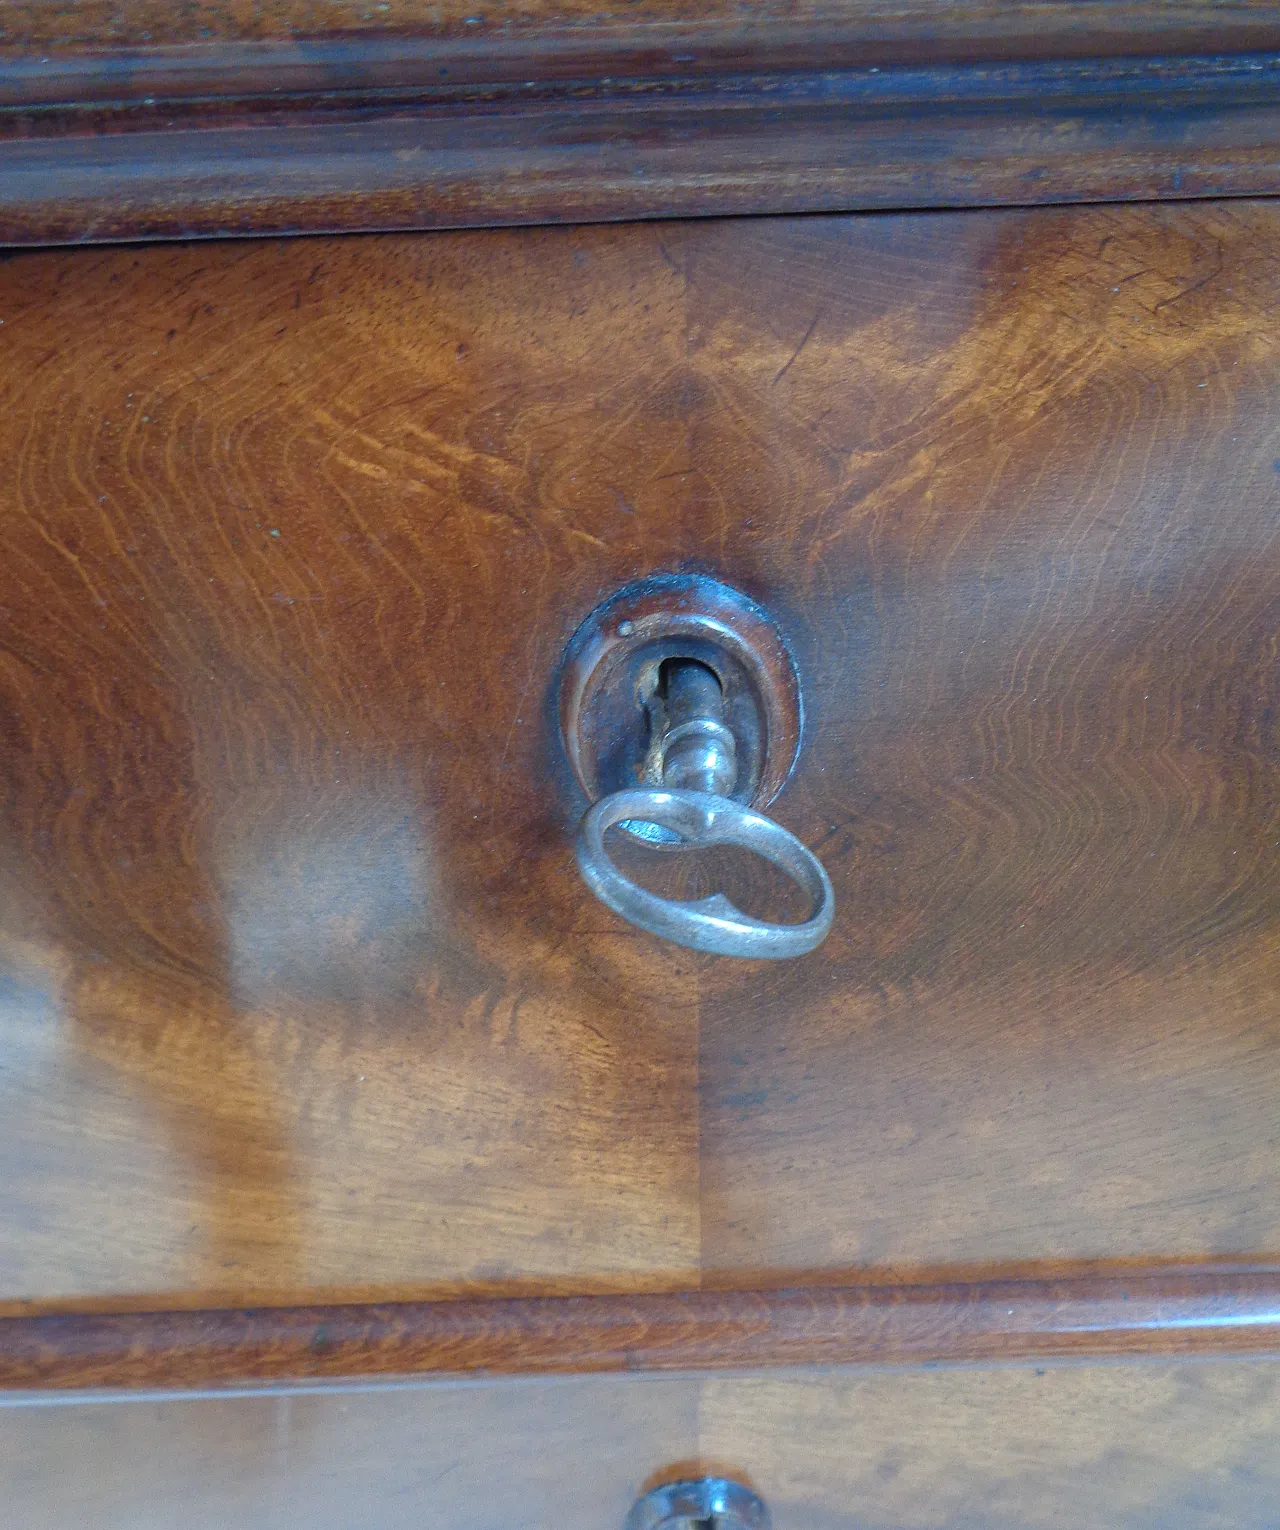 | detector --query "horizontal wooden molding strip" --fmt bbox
[1,50,1280,242]
[6,4,1280,79]
[5,1269,1280,1393]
